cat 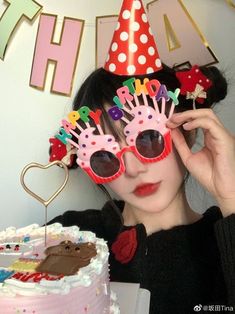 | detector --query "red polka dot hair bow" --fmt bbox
[176,65,212,109]
[104,0,162,76]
